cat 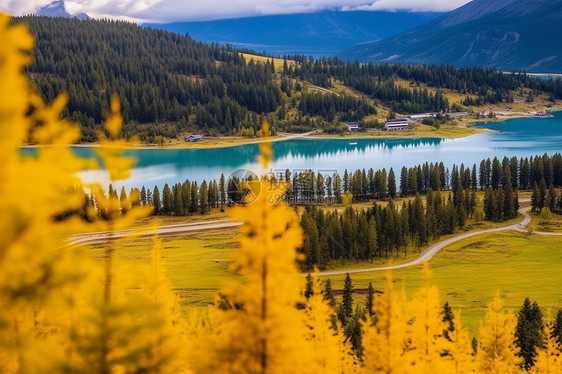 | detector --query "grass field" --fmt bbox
[322,232,562,337]
[88,229,241,313]
[89,227,562,338]
[532,210,562,233]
